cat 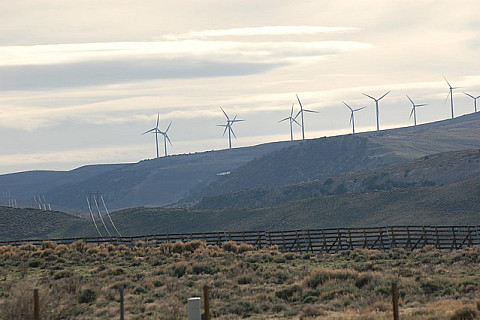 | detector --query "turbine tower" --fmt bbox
[406,95,428,127]
[343,102,365,134]
[362,91,390,131]
[279,103,300,141]
[142,112,162,158]
[463,92,480,113]
[444,76,459,119]
[217,107,244,149]
[295,94,318,140]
